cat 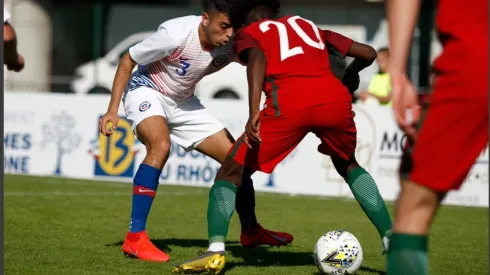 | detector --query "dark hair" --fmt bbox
[229,0,281,29]
[202,0,233,14]
[377,47,389,54]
